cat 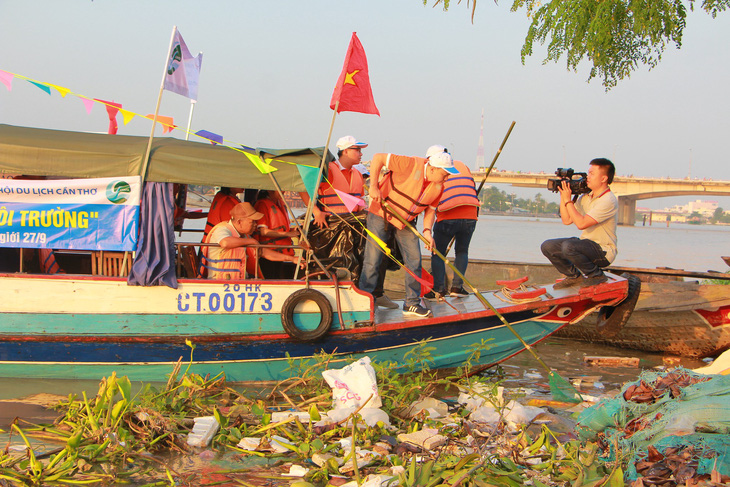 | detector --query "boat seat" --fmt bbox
[179,245,199,278]
[91,251,131,277]
[508,288,547,300]
[495,276,529,290]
